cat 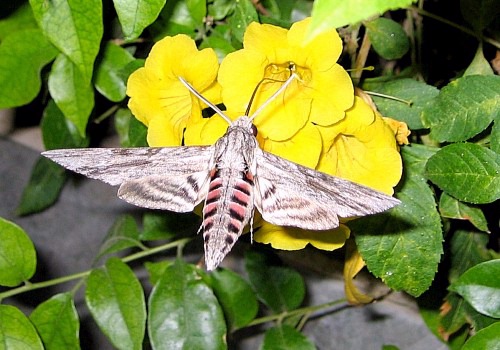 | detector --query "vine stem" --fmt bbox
[0,238,191,301]
[414,7,500,49]
[234,298,348,331]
